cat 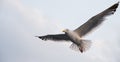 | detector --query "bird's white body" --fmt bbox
[64,29,91,52]
[65,30,81,44]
